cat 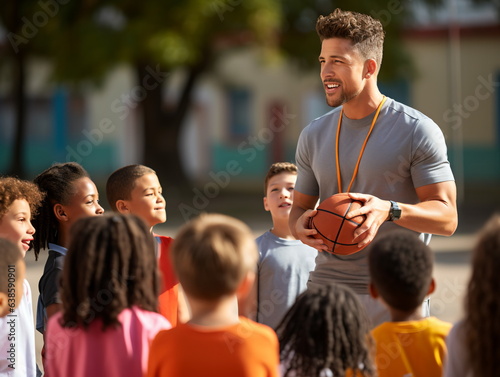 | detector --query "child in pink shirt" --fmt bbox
[44,214,171,377]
